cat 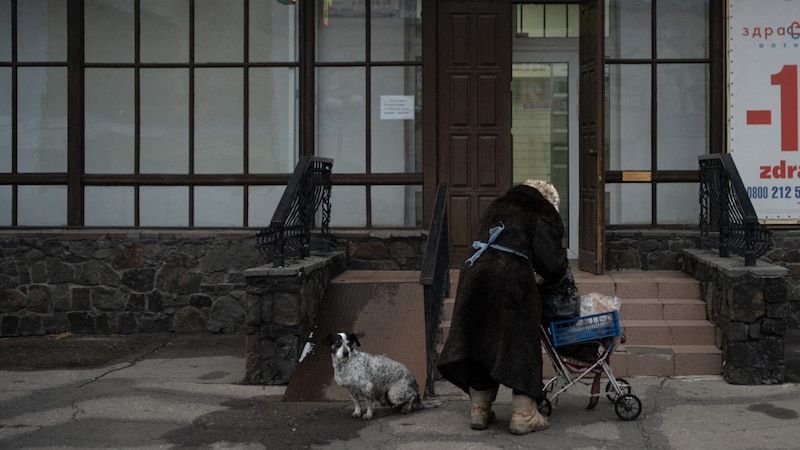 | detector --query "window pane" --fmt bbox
[371,66,421,173]
[140,186,189,226]
[17,0,67,62]
[250,0,298,62]
[657,183,699,225]
[249,67,298,173]
[17,67,67,173]
[141,69,189,174]
[606,0,651,59]
[330,185,365,227]
[545,5,567,38]
[657,0,707,58]
[371,185,421,227]
[248,185,284,227]
[85,0,134,63]
[0,68,9,172]
[316,67,366,173]
[18,185,67,226]
[0,185,10,225]
[371,0,421,62]
[195,68,243,174]
[0,0,9,61]
[657,64,708,170]
[606,183,651,225]
[85,69,135,174]
[606,65,651,171]
[316,0,365,62]
[517,4,544,38]
[84,186,135,226]
[195,0,243,63]
[194,186,243,227]
[141,0,189,63]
